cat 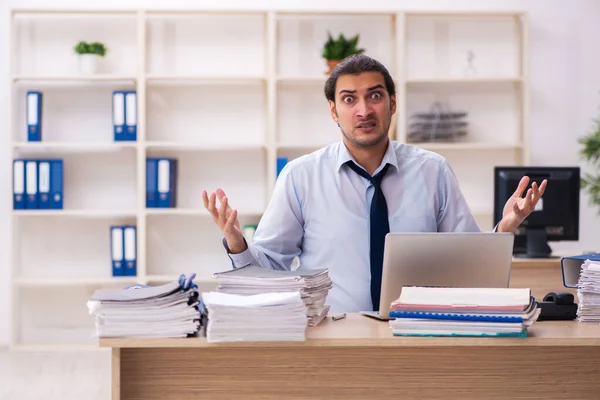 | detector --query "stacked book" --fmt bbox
[576,259,600,322]
[87,273,205,338]
[201,291,308,342]
[388,286,541,338]
[213,265,332,326]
